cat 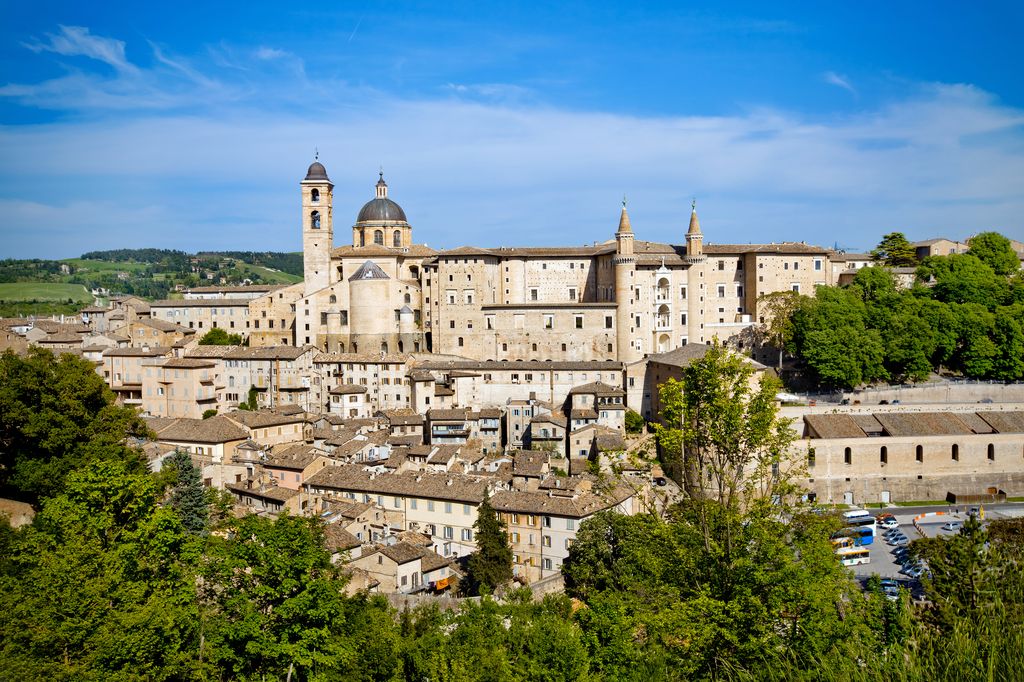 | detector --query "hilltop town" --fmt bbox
[3,158,1023,597]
